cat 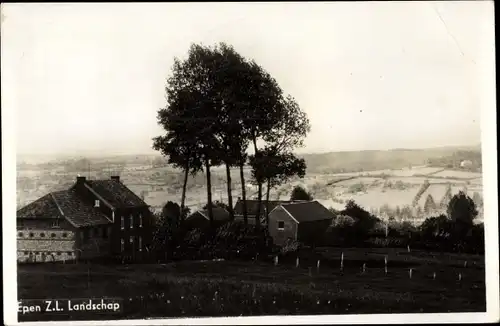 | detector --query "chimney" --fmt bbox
[76,176,86,184]
[111,176,120,182]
